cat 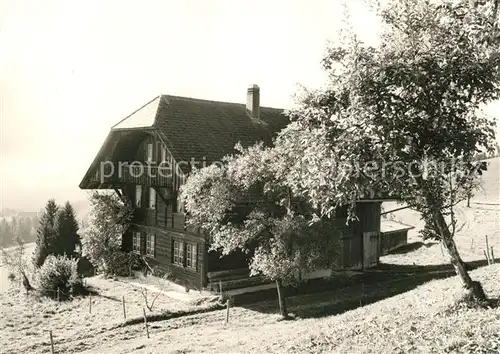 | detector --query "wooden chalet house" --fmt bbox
[79,85,386,291]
